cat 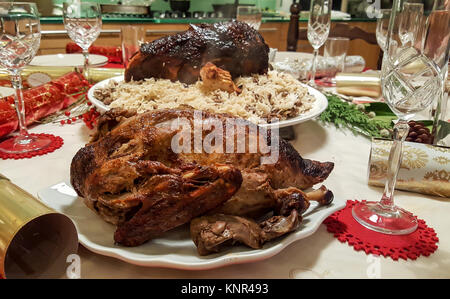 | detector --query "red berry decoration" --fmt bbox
[81,106,99,130]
